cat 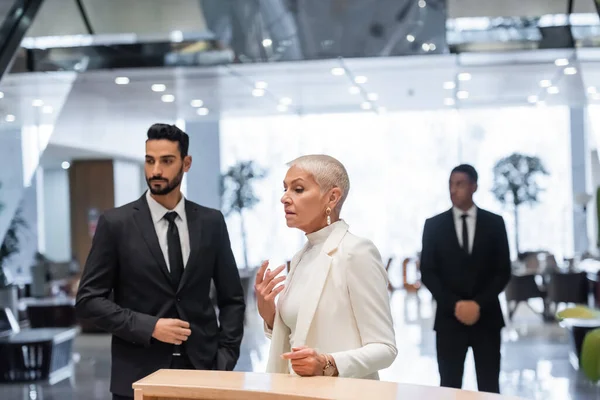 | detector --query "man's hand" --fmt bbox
[455,301,480,326]
[152,318,191,344]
